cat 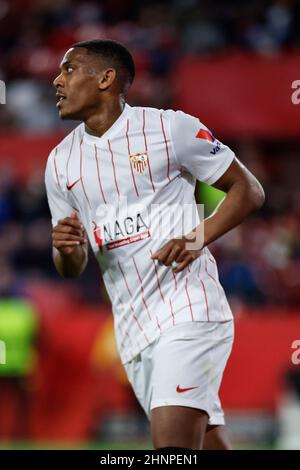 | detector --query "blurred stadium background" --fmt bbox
[1,0,300,450]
